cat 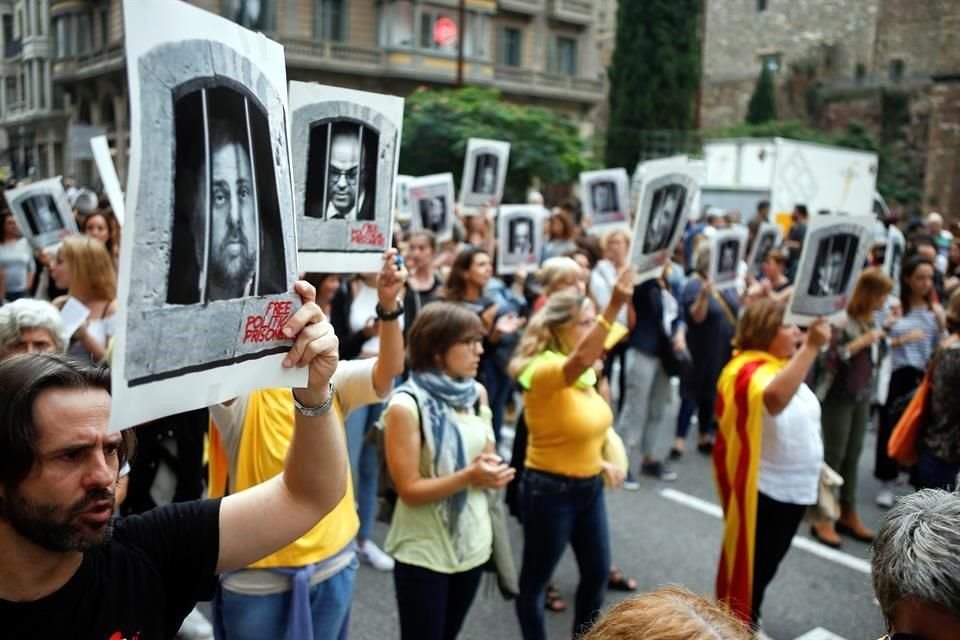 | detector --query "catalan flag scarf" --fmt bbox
[712,350,786,624]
